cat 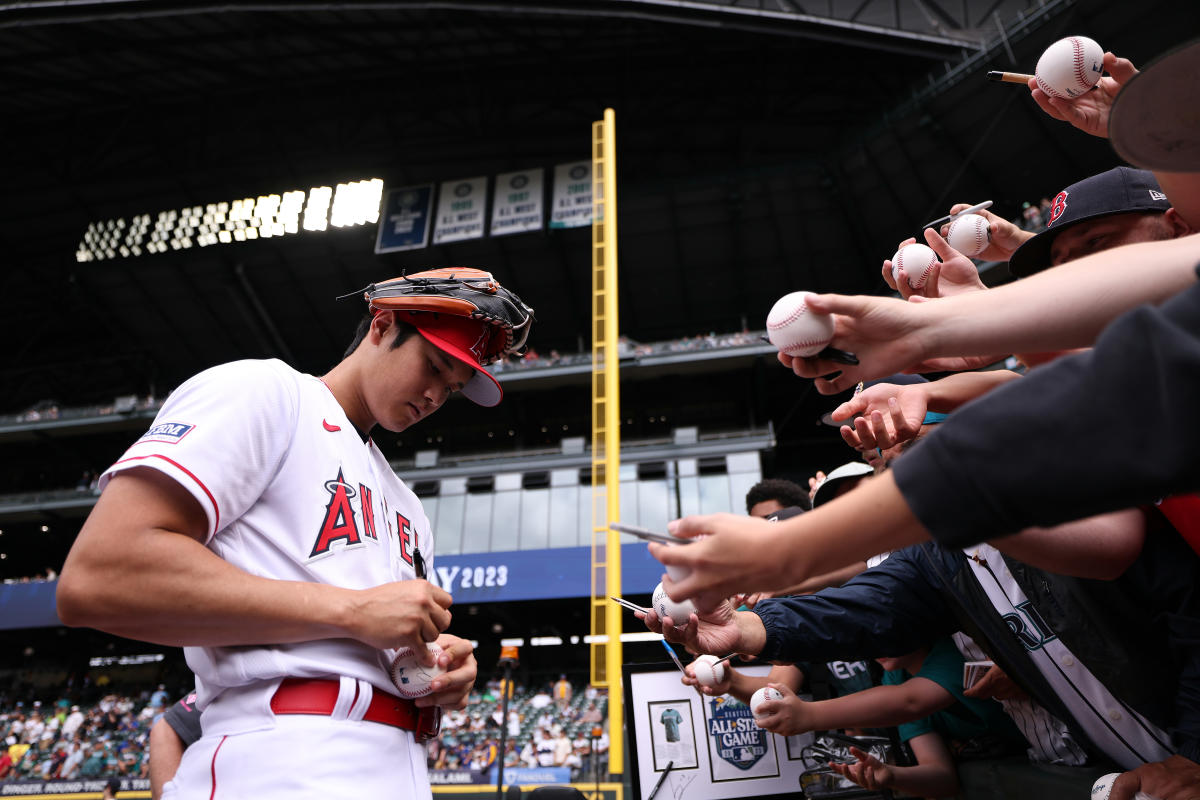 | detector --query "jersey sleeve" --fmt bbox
[100,360,300,543]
